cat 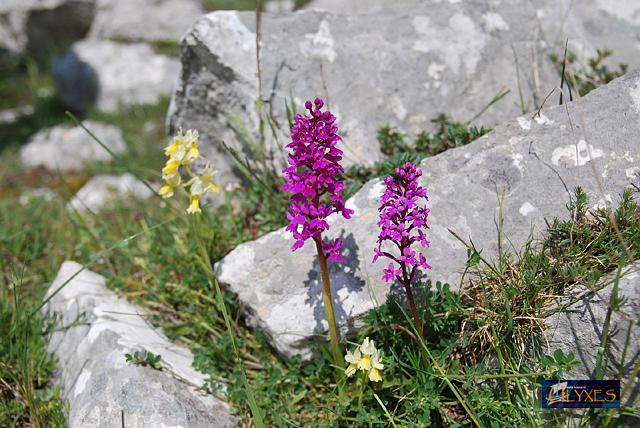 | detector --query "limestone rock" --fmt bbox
[544,262,640,407]
[20,121,126,172]
[44,261,238,428]
[215,71,640,359]
[168,1,640,188]
[54,40,180,113]
[88,0,202,42]
[69,174,154,213]
[0,0,94,65]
